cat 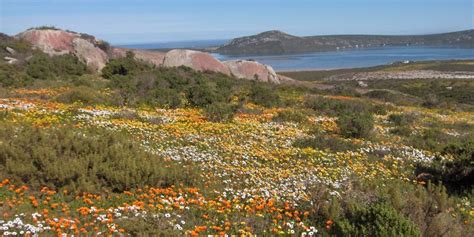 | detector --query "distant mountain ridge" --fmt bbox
[214,30,474,55]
